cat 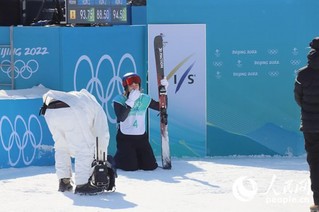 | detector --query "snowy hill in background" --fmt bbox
[0,157,313,212]
[247,123,305,156]
[207,125,278,156]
